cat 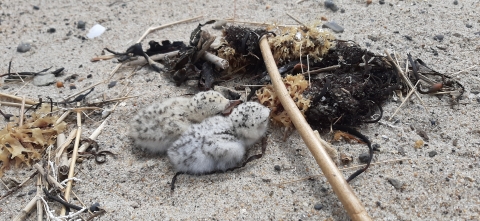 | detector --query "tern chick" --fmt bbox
[167,102,270,174]
[129,91,241,154]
